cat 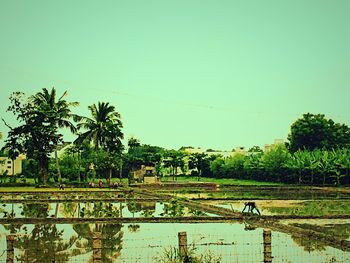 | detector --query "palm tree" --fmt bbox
[75,102,123,151]
[32,87,79,183]
[75,102,123,181]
